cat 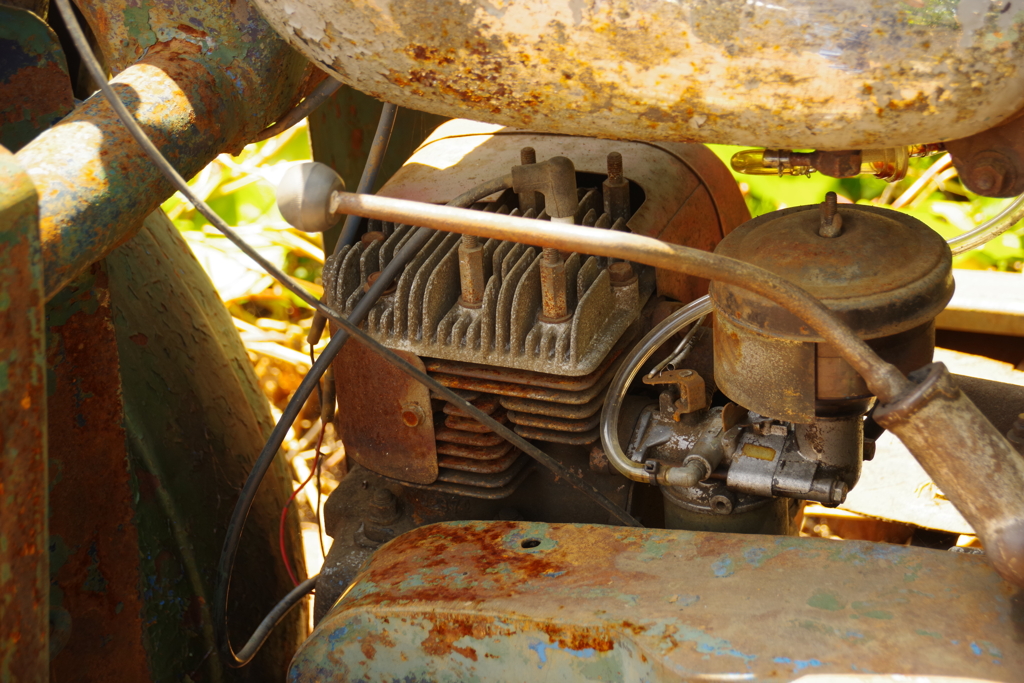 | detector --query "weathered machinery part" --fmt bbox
[376,120,749,304]
[250,0,1024,149]
[661,485,796,536]
[315,460,643,625]
[946,112,1024,198]
[325,129,741,488]
[92,210,305,681]
[0,147,47,683]
[874,362,1024,588]
[14,0,312,300]
[328,198,653,377]
[0,6,75,153]
[711,202,953,423]
[293,521,1023,680]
